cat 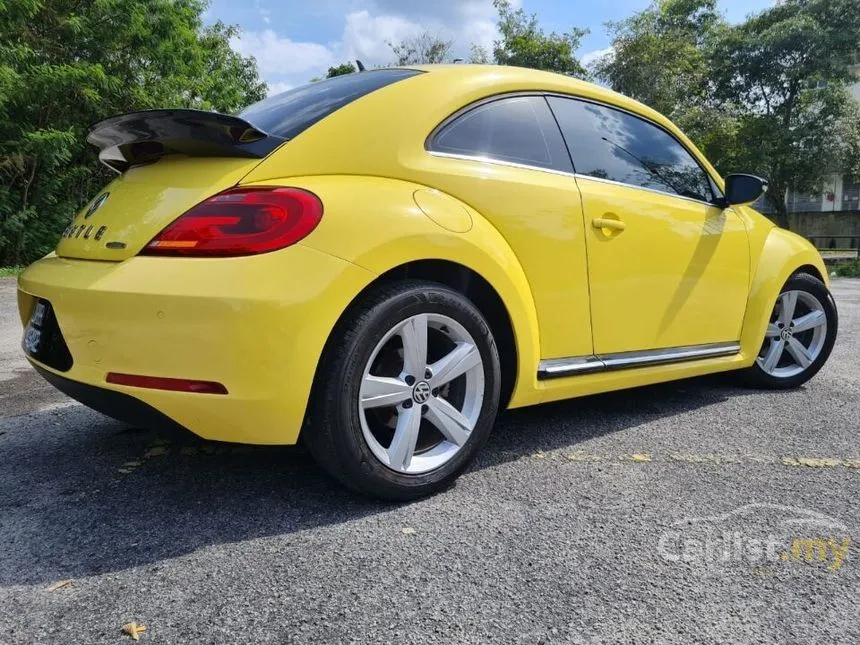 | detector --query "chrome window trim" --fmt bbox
[425,90,725,206]
[427,150,579,180]
[427,150,721,209]
[537,341,741,380]
[572,173,721,209]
